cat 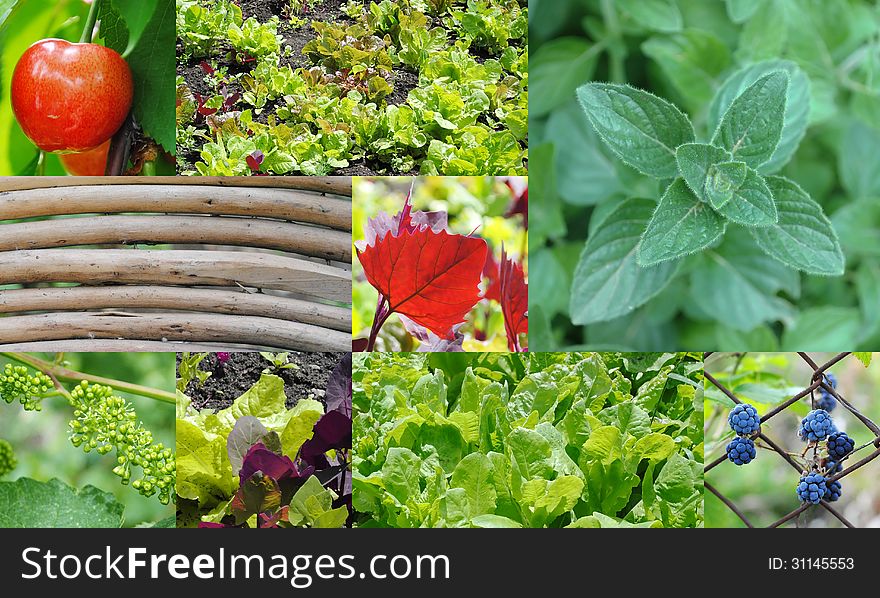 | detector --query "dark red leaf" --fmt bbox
[499,246,528,352]
[482,250,502,303]
[357,227,487,339]
[352,338,369,352]
[246,150,264,172]
[199,61,215,75]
